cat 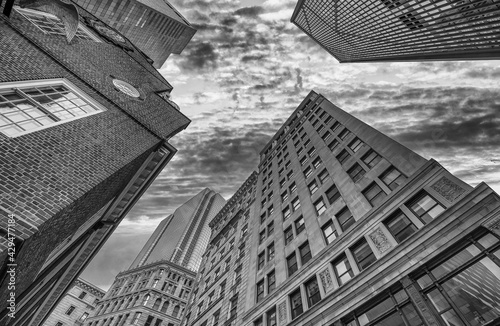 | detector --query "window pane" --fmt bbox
[401,303,424,326]
[357,297,394,326]
[477,233,499,249]
[385,211,417,243]
[409,193,445,223]
[431,245,481,279]
[352,240,376,271]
